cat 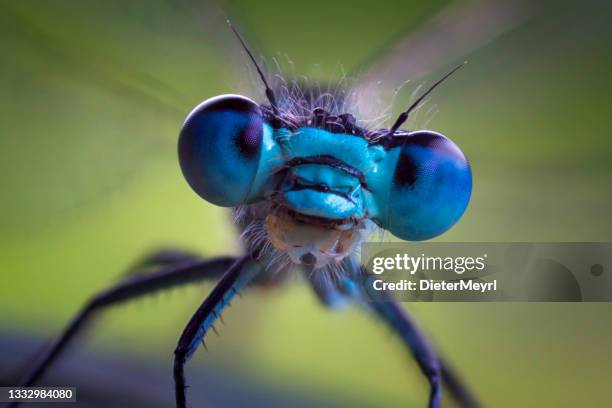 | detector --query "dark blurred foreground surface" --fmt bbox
[0,333,351,408]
